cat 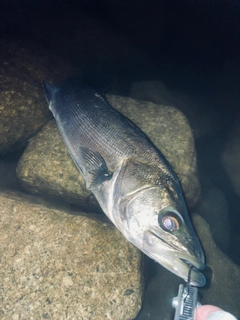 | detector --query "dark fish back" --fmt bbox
[52,79,172,175]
